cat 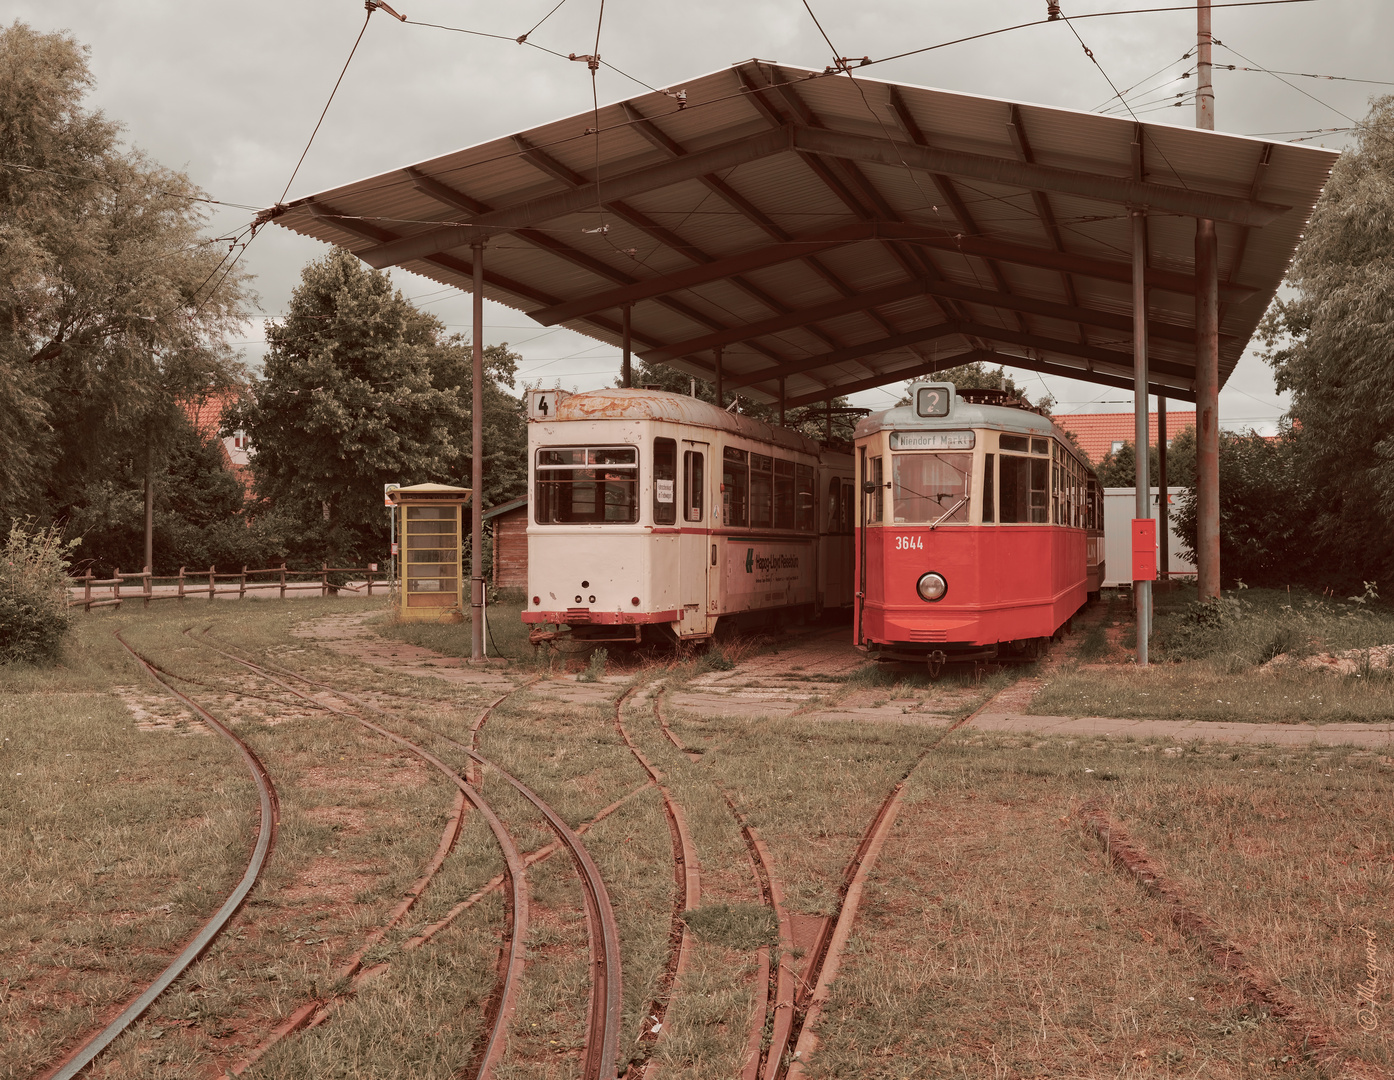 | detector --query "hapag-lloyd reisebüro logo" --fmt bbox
[744,549,799,574]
